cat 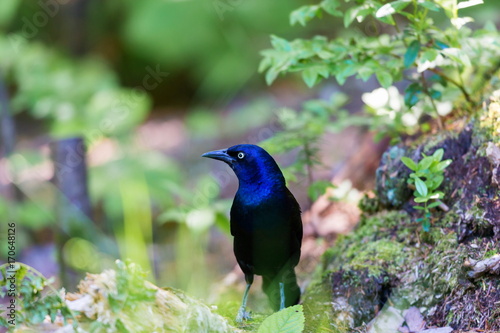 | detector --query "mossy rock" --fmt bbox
[375,145,412,209]
[303,96,500,332]
[9,261,243,333]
